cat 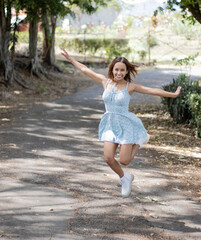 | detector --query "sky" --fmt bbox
[122,0,166,4]
[120,0,167,17]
